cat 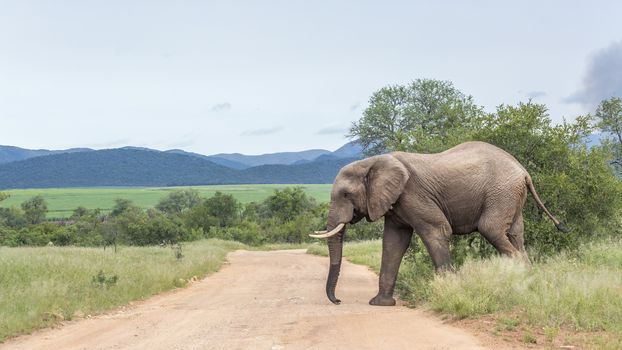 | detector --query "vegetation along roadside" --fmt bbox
[0,239,247,342]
